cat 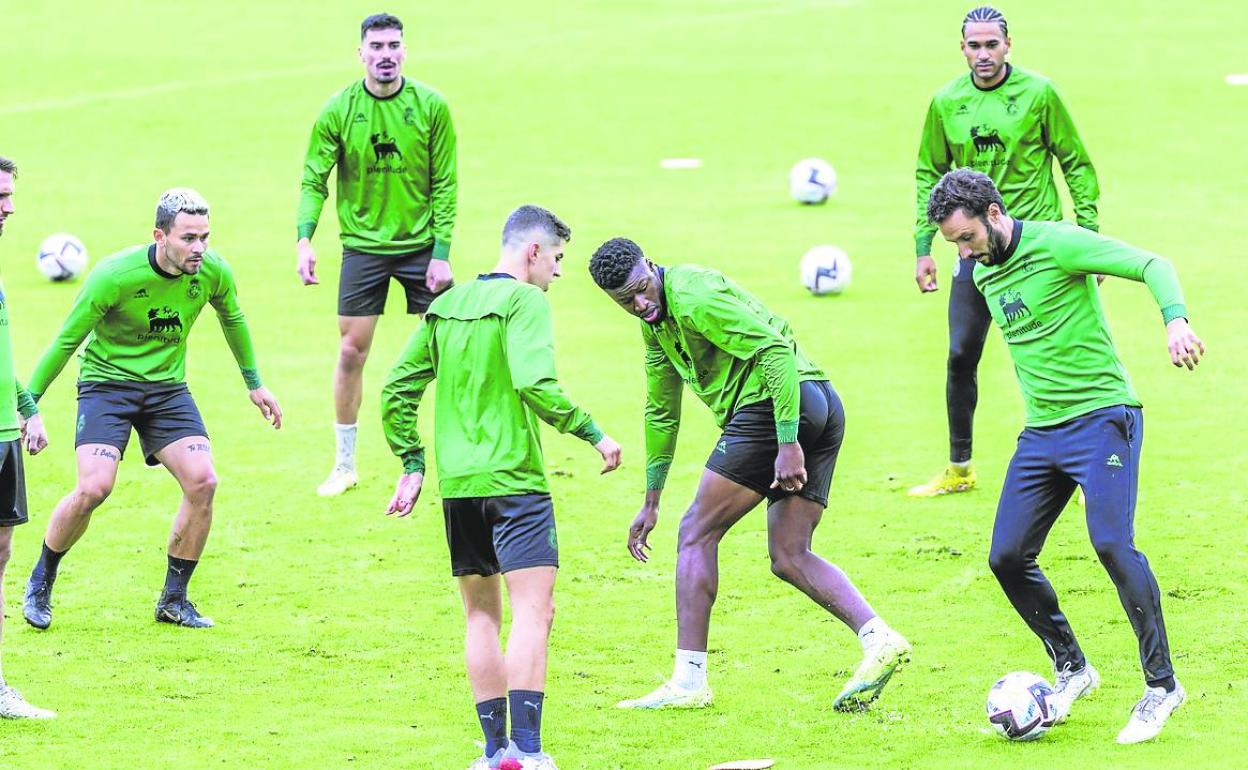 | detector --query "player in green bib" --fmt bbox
[21,188,282,631]
[928,169,1204,744]
[909,6,1100,498]
[297,13,458,498]
[0,155,55,719]
[382,206,620,770]
[589,239,909,713]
